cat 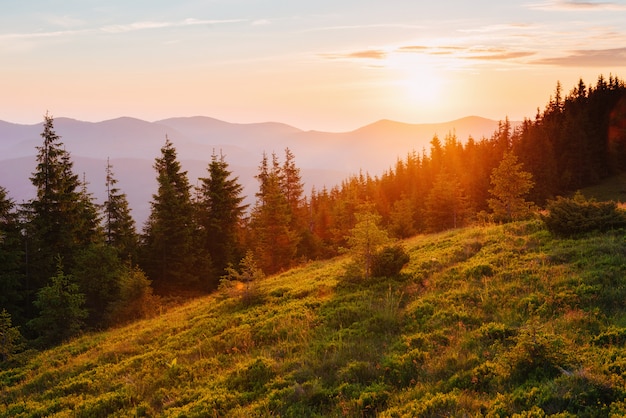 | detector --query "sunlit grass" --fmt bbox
[3,221,626,416]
